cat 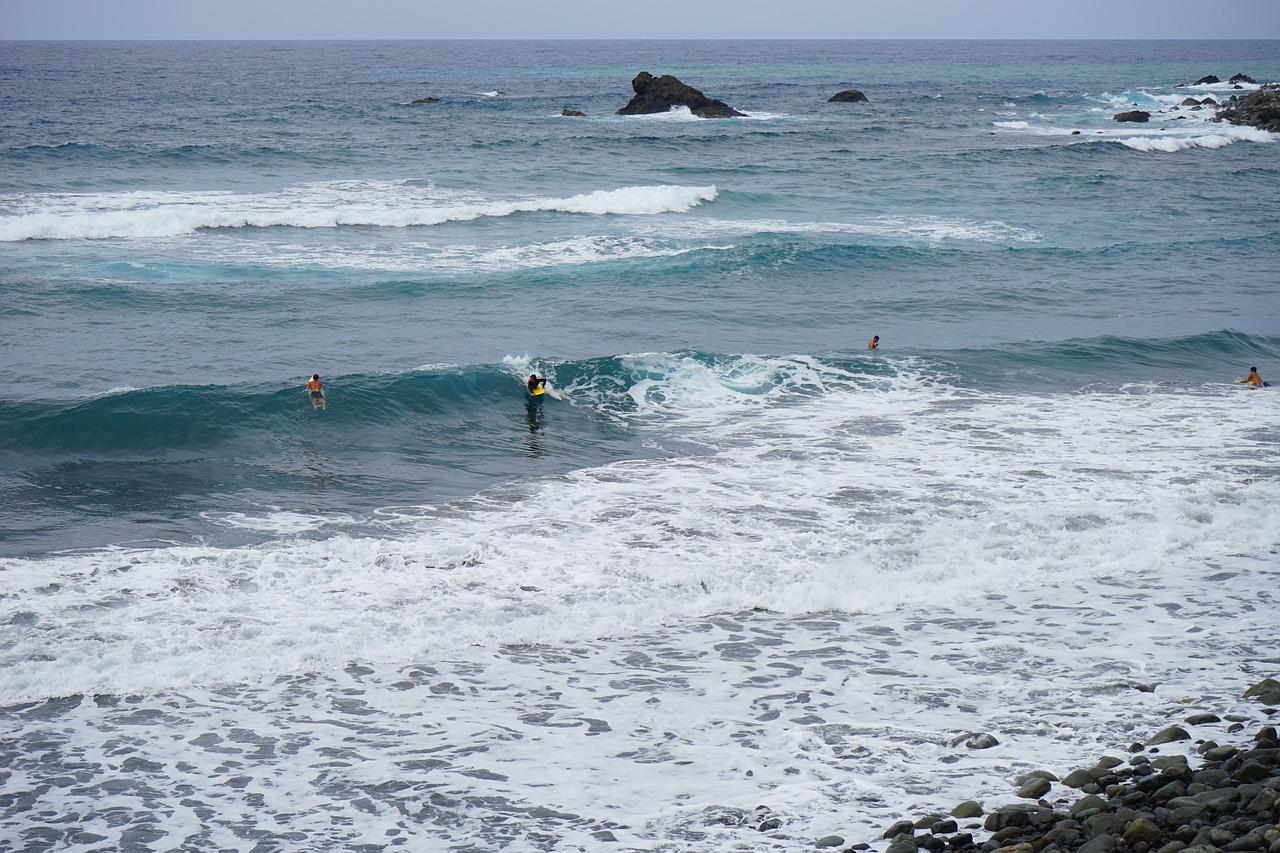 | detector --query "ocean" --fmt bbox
[1,39,1279,851]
